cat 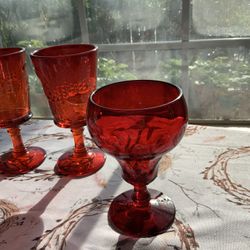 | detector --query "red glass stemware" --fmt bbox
[0,48,46,176]
[87,80,188,237]
[31,44,105,176]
